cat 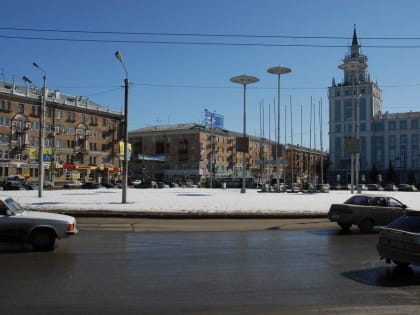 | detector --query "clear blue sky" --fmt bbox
[2,0,420,151]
